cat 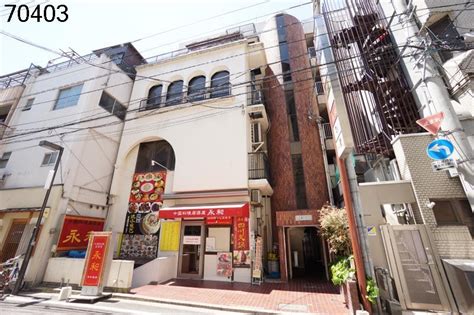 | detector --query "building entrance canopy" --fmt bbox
[158,203,249,219]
